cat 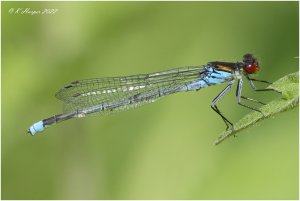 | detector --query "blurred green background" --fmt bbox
[2,2,298,200]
